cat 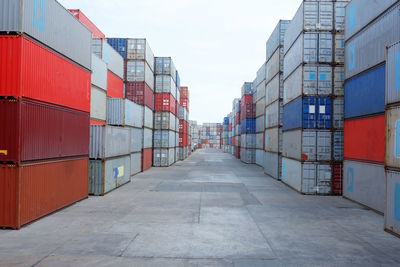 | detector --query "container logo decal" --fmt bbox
[310,73,316,81]
[395,184,400,222]
[113,166,124,179]
[282,162,286,180]
[320,73,326,81]
[340,73,344,81]
[0,150,7,156]
[33,0,46,32]
[348,5,356,31]
[396,51,400,91]
[346,168,354,193]
[348,45,355,71]
[396,120,400,158]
